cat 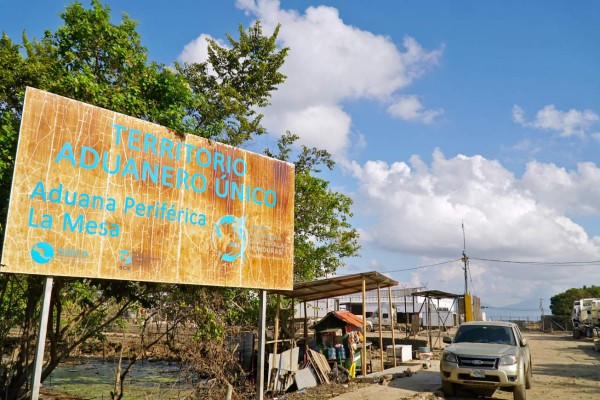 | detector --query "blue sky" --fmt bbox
[2,0,600,309]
